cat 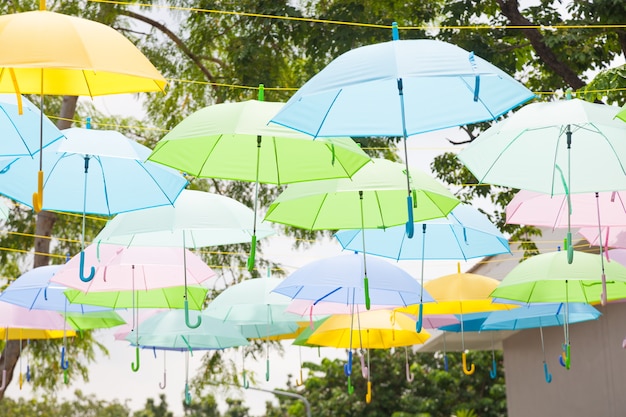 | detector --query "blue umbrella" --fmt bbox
[334,203,511,261]
[0,94,64,158]
[481,302,601,383]
[271,23,534,236]
[335,203,510,333]
[0,127,187,283]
